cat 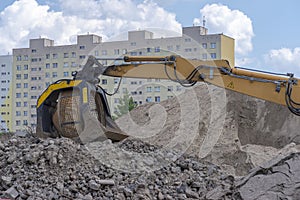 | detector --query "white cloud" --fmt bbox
[0,0,181,54]
[264,47,300,75]
[194,4,254,55]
